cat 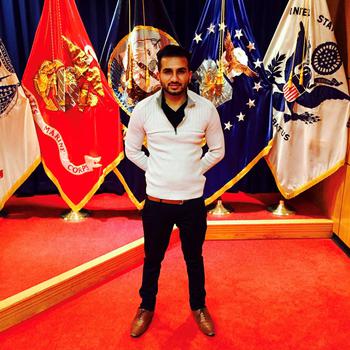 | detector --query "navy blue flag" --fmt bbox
[100,0,179,209]
[190,0,273,204]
